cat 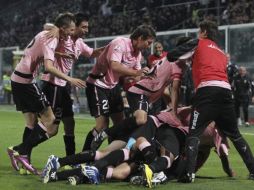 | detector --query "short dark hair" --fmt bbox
[176,36,193,47]
[199,20,218,42]
[54,12,76,28]
[75,13,89,26]
[130,25,156,40]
